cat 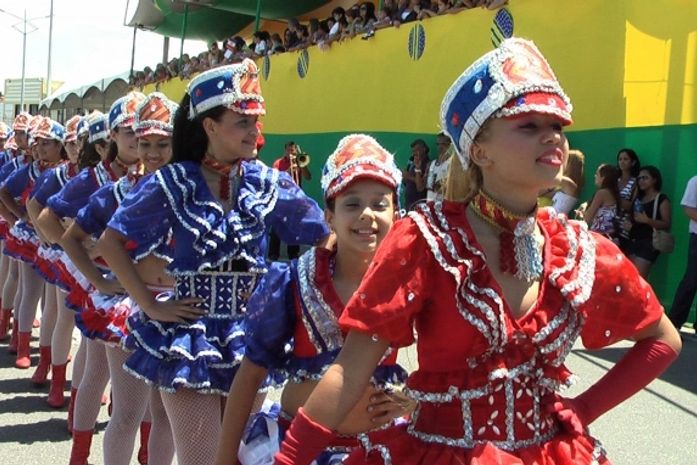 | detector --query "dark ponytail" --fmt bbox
[79,138,106,170]
[171,93,226,164]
